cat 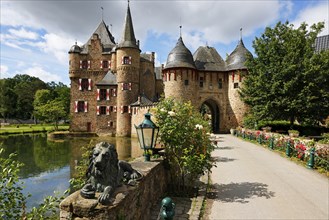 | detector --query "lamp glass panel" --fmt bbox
[143,128,153,149]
